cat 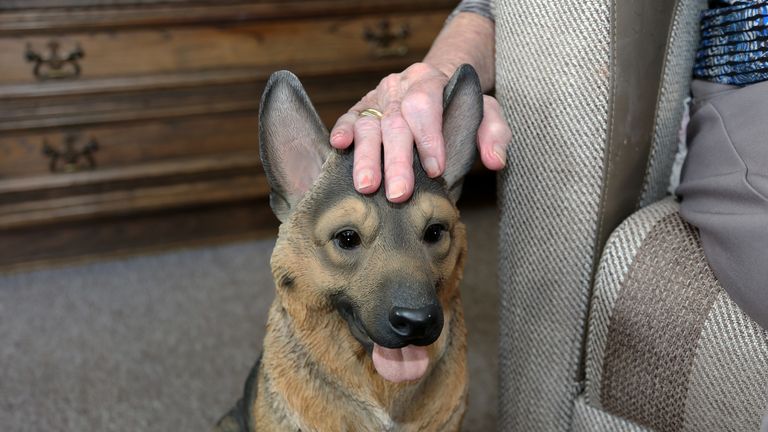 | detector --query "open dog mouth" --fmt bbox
[332,296,431,383]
